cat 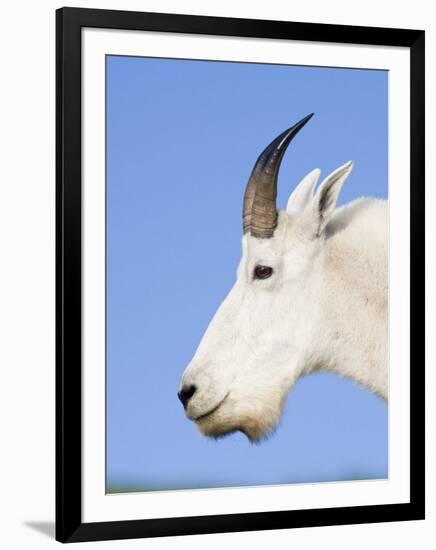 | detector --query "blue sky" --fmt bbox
[106,55,388,492]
